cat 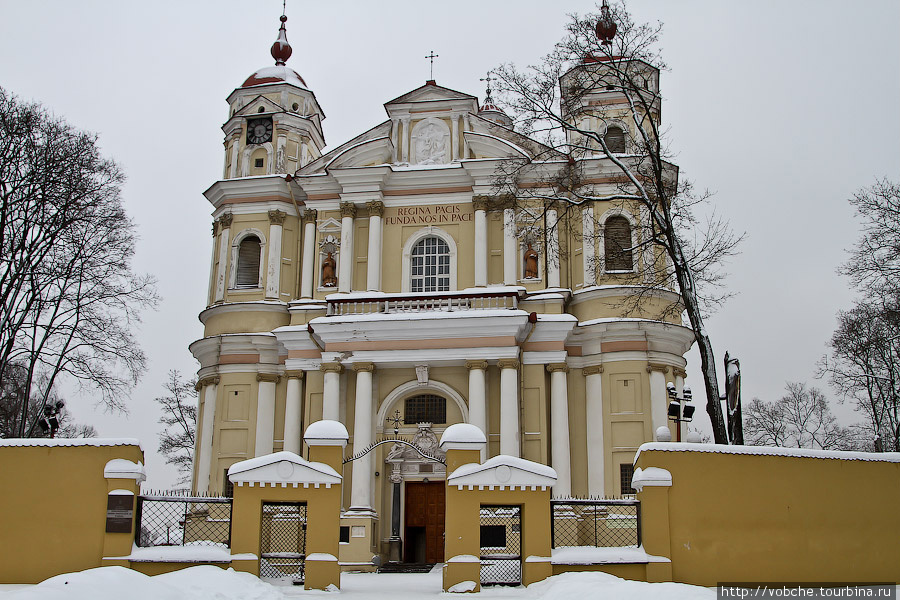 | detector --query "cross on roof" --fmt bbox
[480,71,496,97]
[425,50,439,80]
